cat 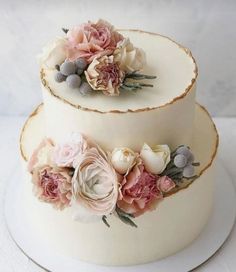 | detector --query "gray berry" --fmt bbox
[60,61,76,76]
[174,154,187,168]
[183,165,195,178]
[66,74,81,89]
[79,82,93,95]
[75,58,87,70]
[54,72,66,83]
[187,152,194,164]
[176,146,191,159]
[77,68,84,76]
